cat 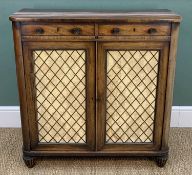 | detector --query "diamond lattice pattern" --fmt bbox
[33,50,86,143]
[106,50,159,143]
